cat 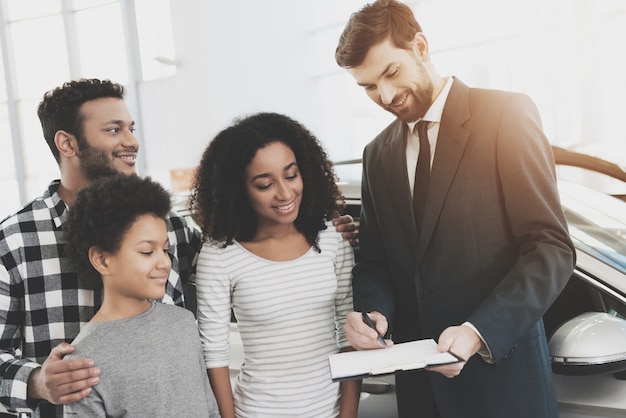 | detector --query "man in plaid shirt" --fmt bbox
[0,79,202,417]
